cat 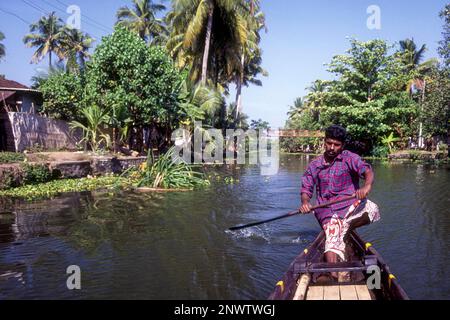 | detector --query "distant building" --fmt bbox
[0,78,42,113]
[1,78,43,151]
